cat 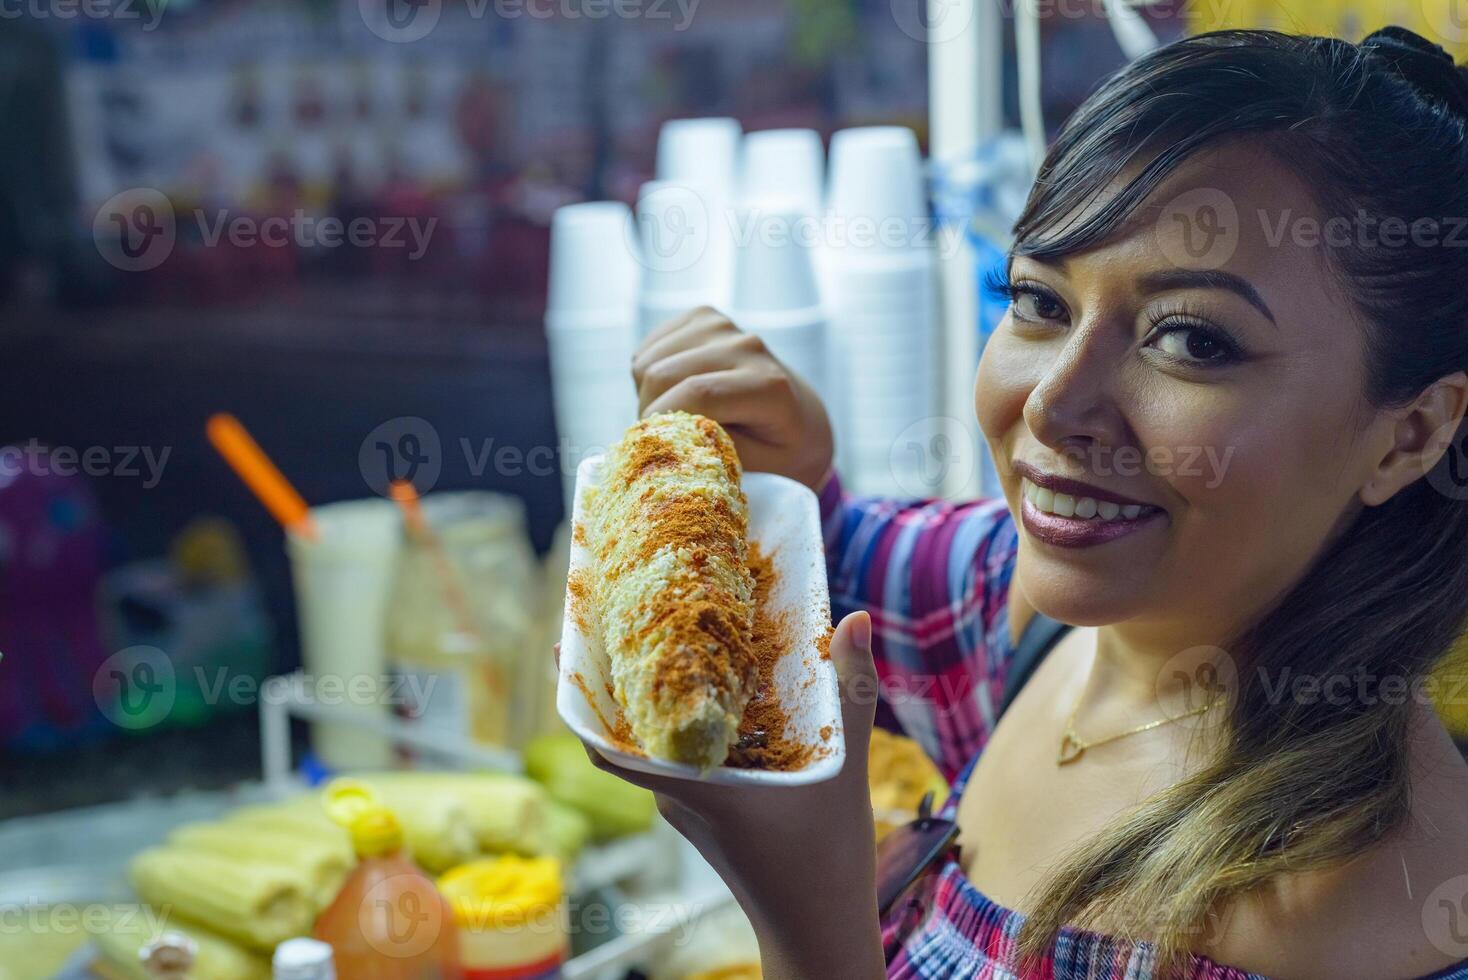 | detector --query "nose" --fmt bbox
[1021,324,1129,460]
